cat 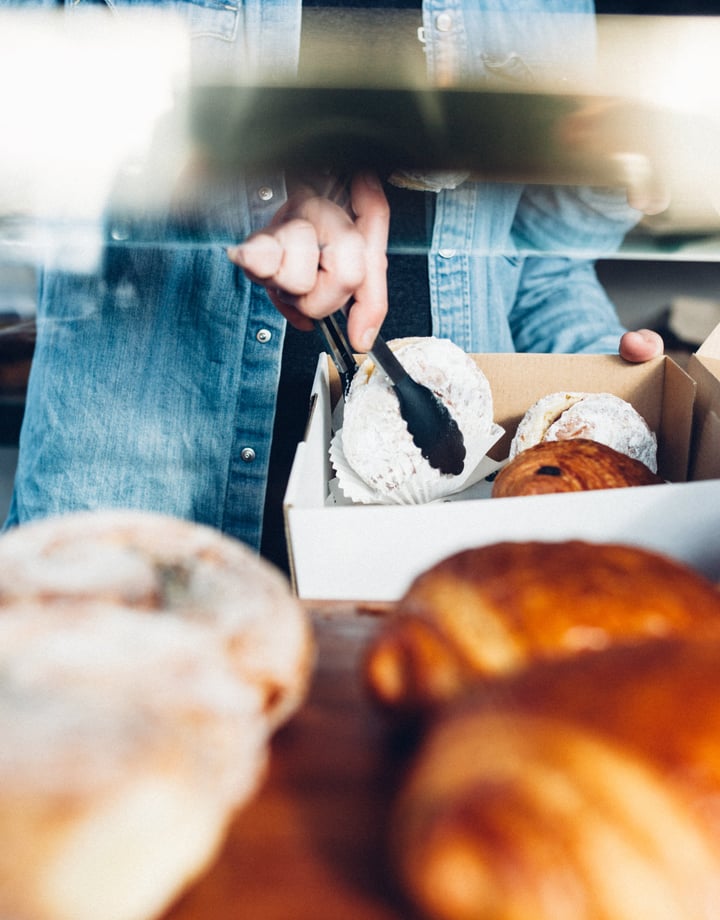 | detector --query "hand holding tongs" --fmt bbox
[314,176,466,476]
